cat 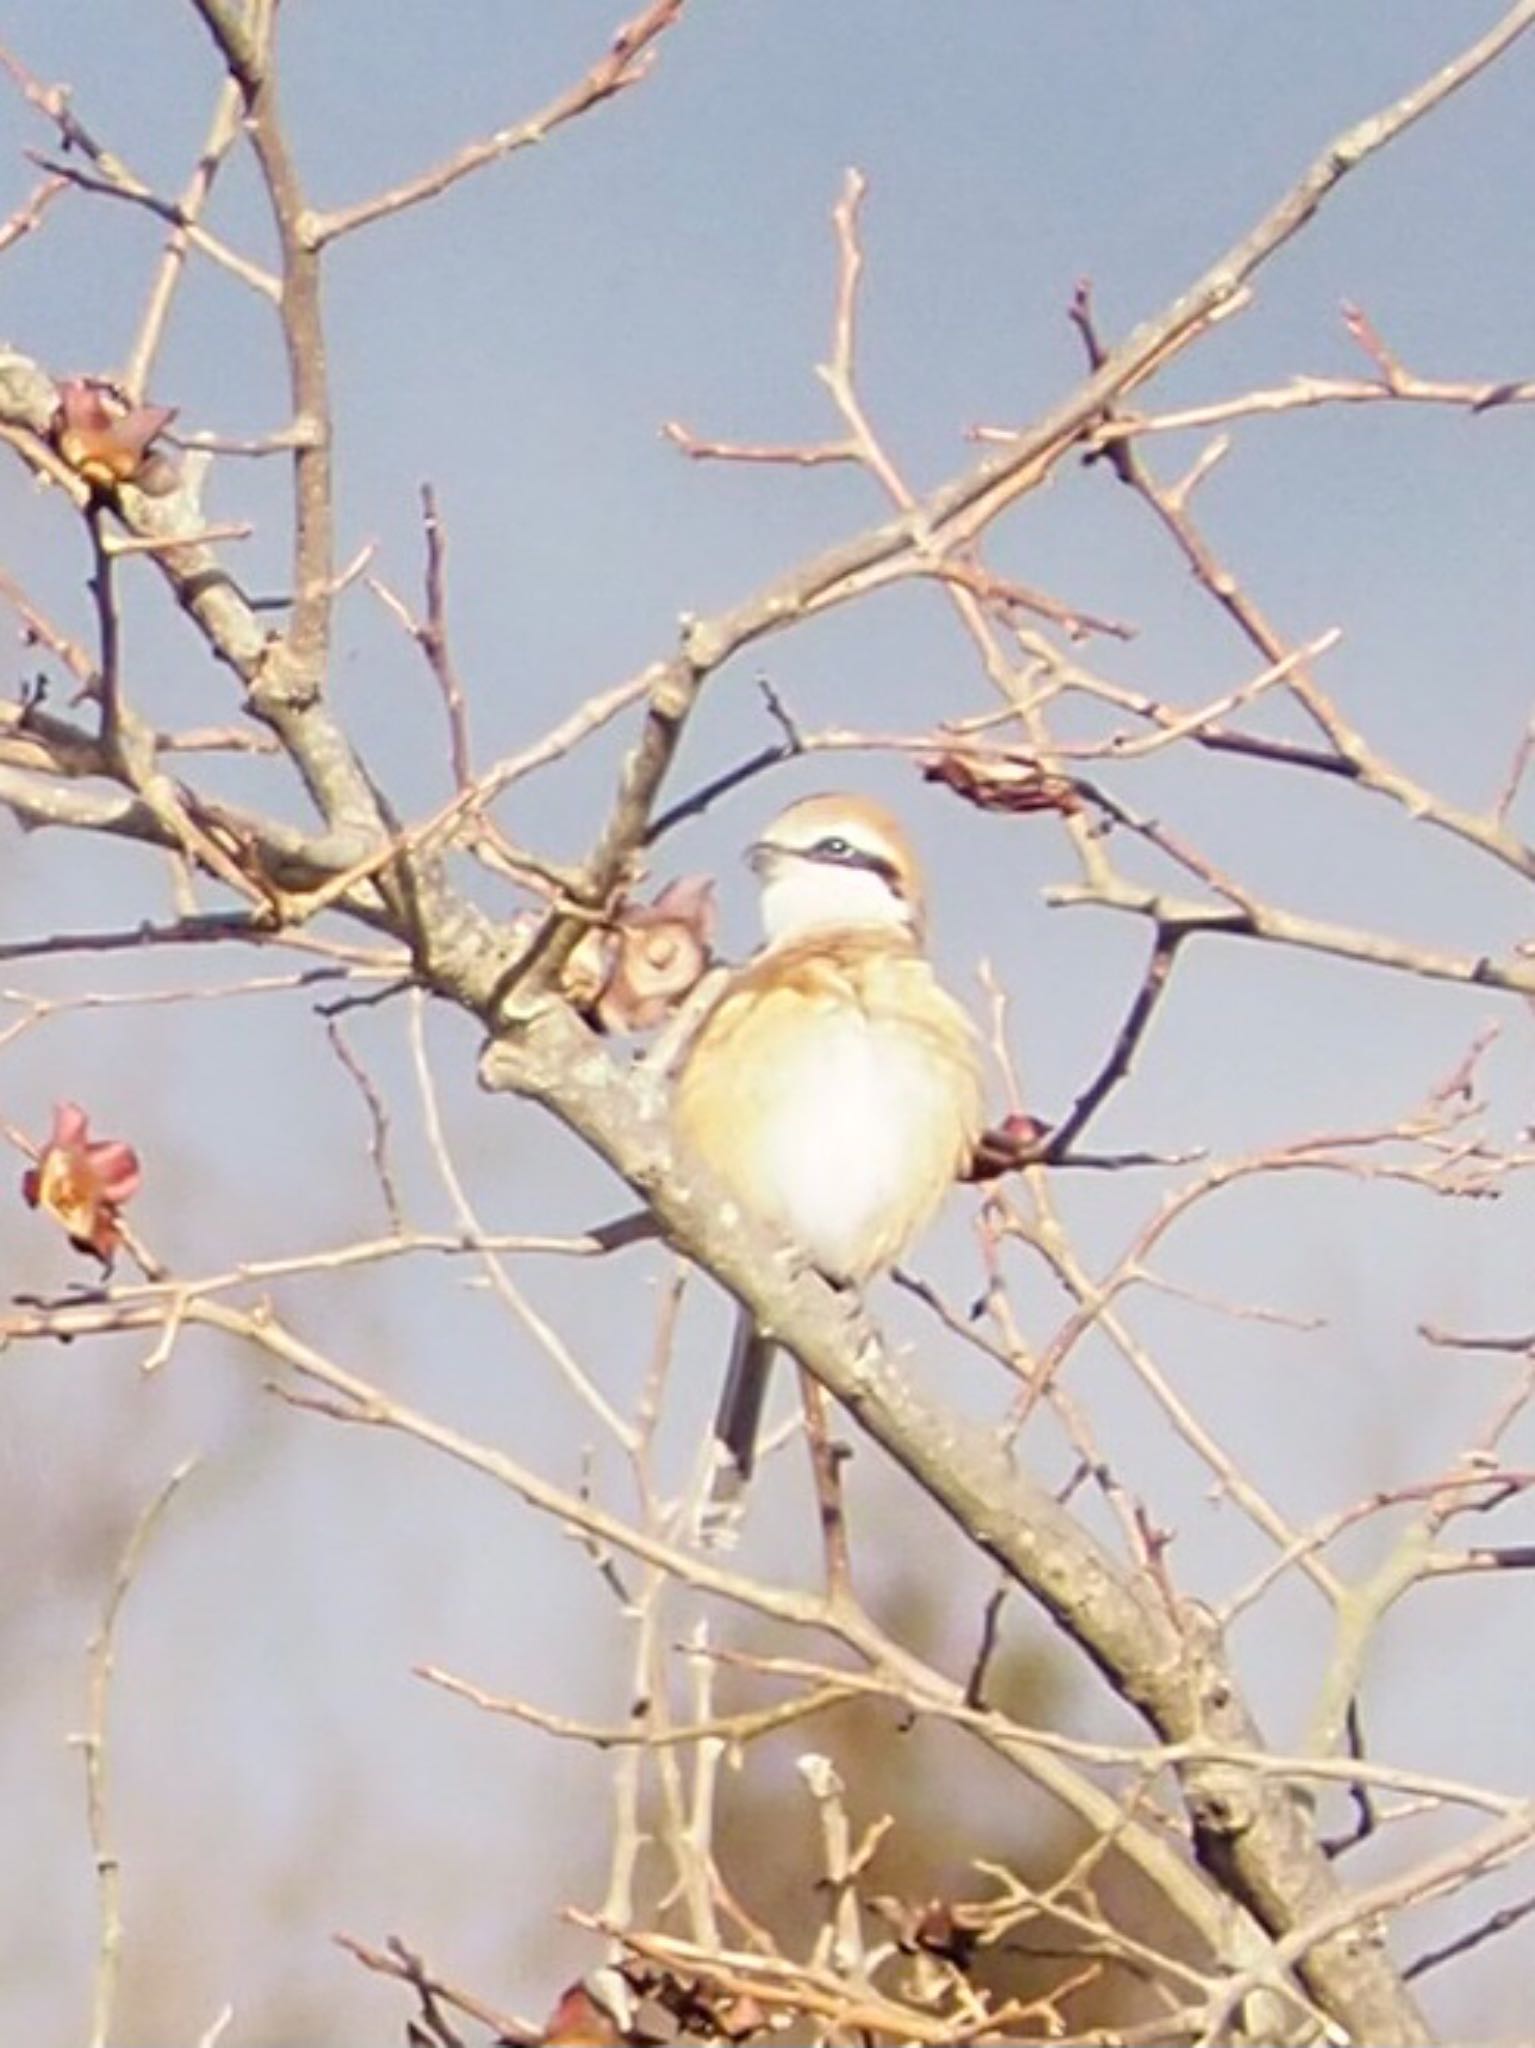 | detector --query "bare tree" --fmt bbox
[3,4,1535,2043]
